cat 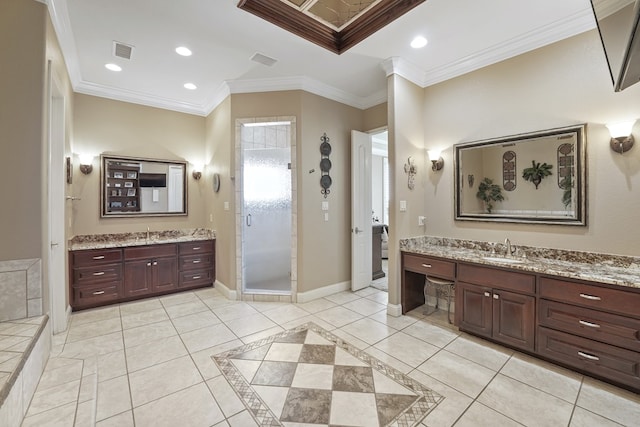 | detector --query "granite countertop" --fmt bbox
[400,236,640,290]
[69,228,215,251]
